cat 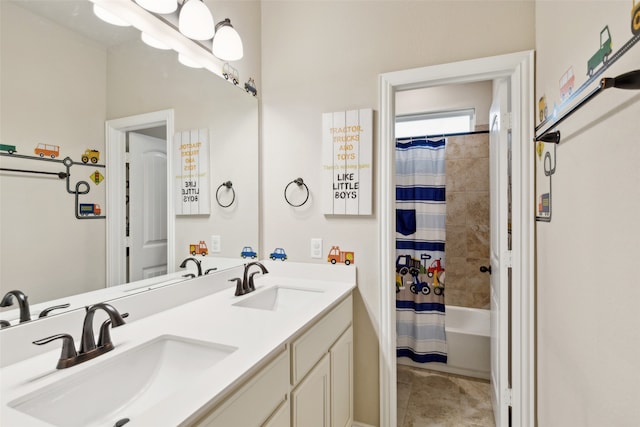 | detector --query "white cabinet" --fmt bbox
[291,353,331,427]
[291,295,353,427]
[263,399,290,427]
[189,293,353,427]
[330,326,353,427]
[191,349,289,427]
